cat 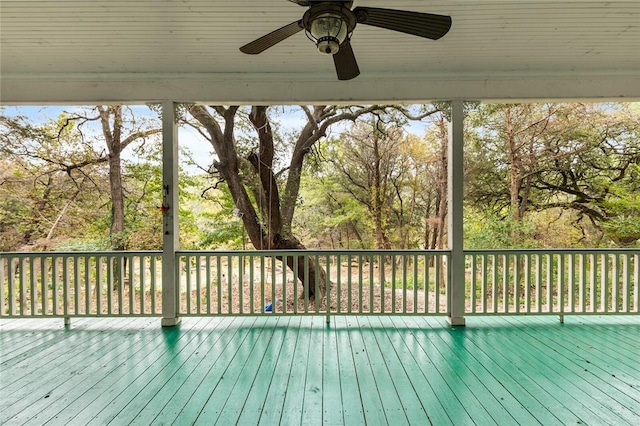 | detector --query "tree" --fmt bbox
[186,105,439,298]
[327,118,406,249]
[532,104,640,246]
[0,112,108,250]
[466,102,640,247]
[1,106,167,254]
[63,106,162,251]
[466,103,558,244]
